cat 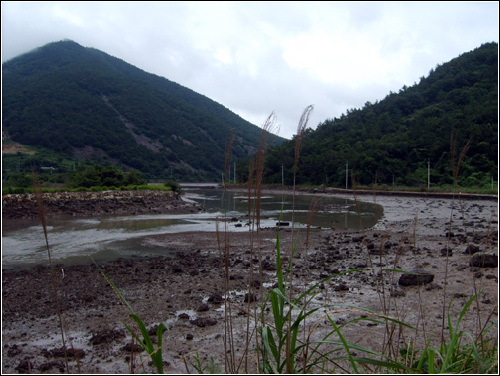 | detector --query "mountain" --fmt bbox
[2,40,283,181]
[264,42,498,188]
